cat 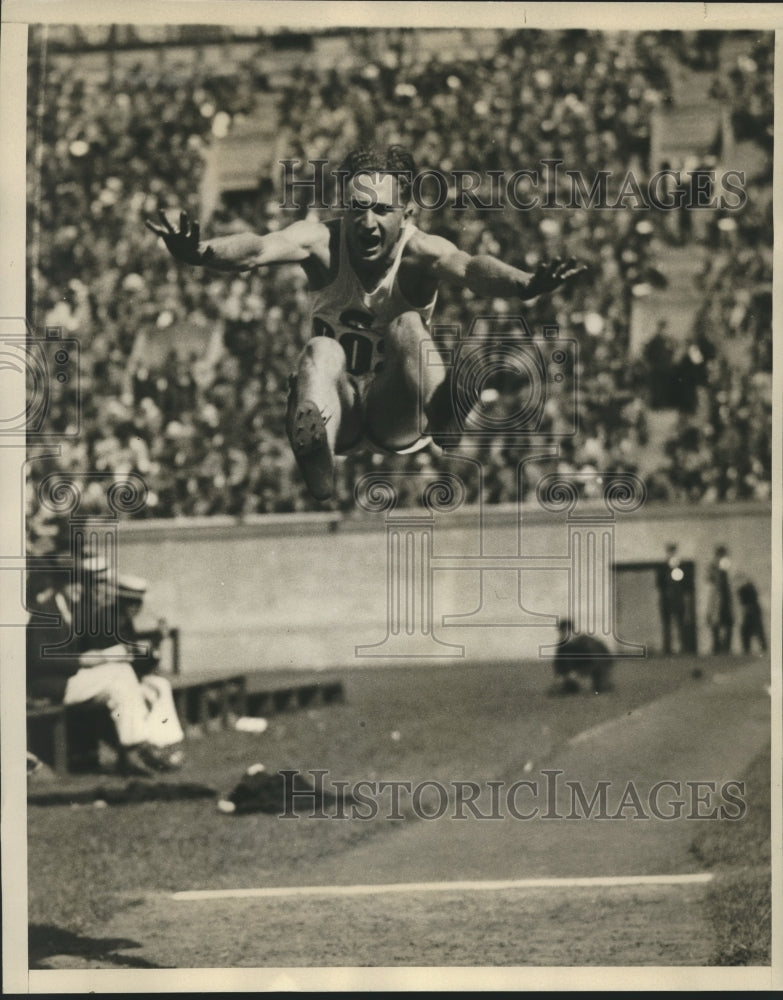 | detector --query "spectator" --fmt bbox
[654,542,695,655]
[643,321,678,409]
[549,619,613,695]
[736,576,767,654]
[26,555,185,775]
[705,544,734,654]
